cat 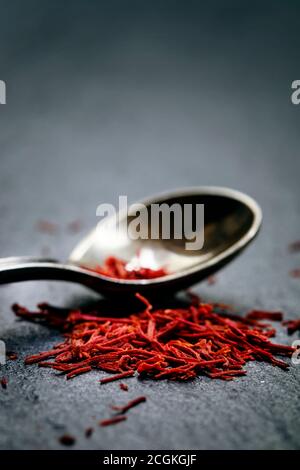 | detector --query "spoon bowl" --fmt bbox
[0,187,262,297]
